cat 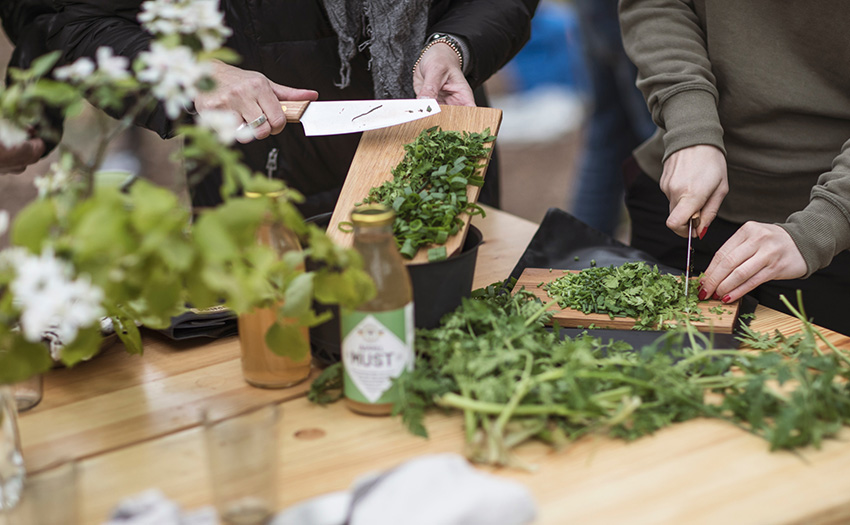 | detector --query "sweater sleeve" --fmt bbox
[619,0,724,162]
[780,140,850,276]
[427,0,538,90]
[47,1,175,138]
